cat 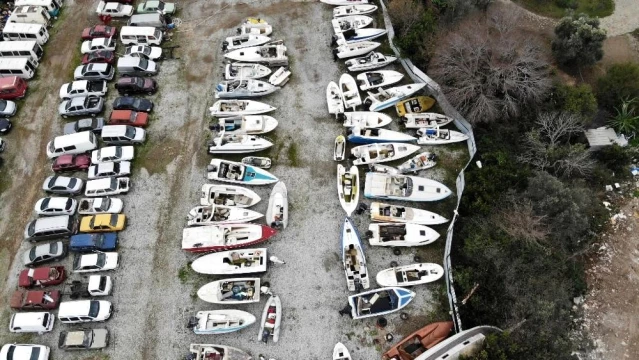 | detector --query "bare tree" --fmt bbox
[388,0,426,36]
[495,199,550,248]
